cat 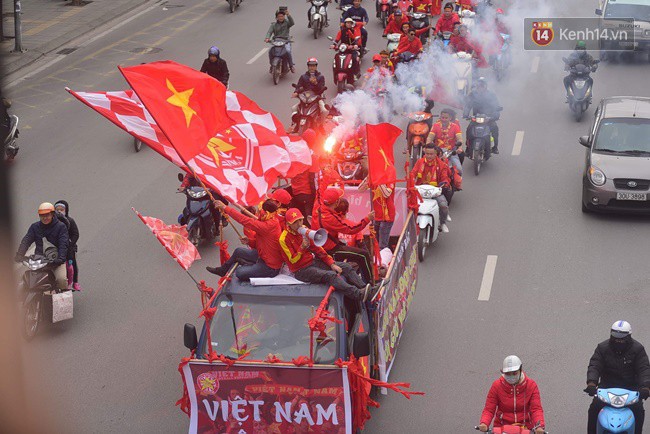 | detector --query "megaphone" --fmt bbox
[298,227,328,247]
